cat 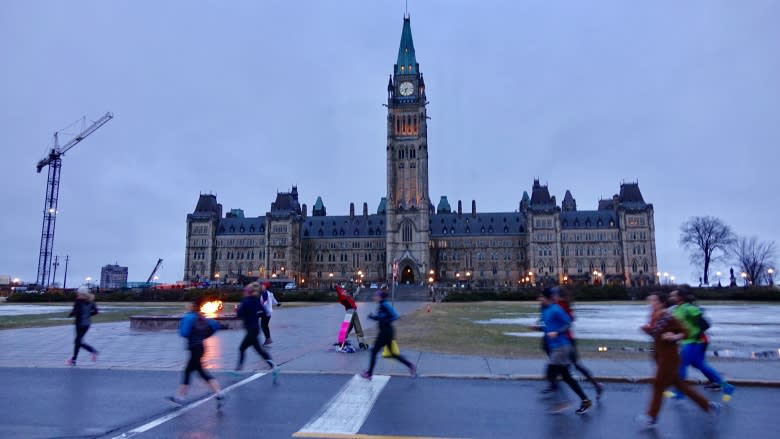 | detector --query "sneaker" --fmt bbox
[704,382,722,392]
[215,394,225,409]
[272,366,280,383]
[663,390,683,400]
[359,370,372,381]
[66,358,76,366]
[575,399,593,415]
[635,414,657,429]
[409,364,417,378]
[709,401,722,424]
[547,401,571,414]
[91,352,98,362]
[263,339,273,346]
[721,383,735,402]
[596,385,604,401]
[167,396,185,405]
